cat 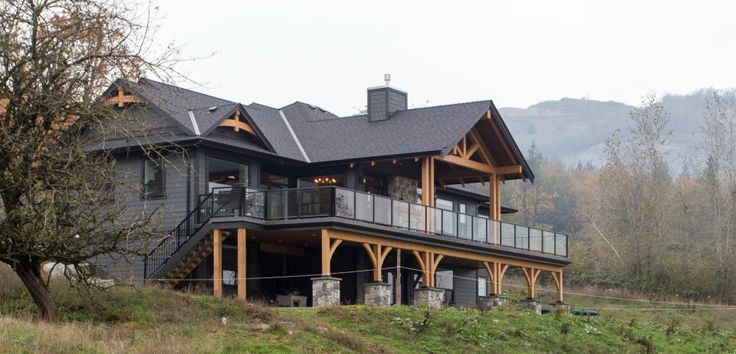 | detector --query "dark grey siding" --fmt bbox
[367,87,408,122]
[453,268,478,308]
[387,88,407,116]
[367,89,388,122]
[93,151,193,283]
